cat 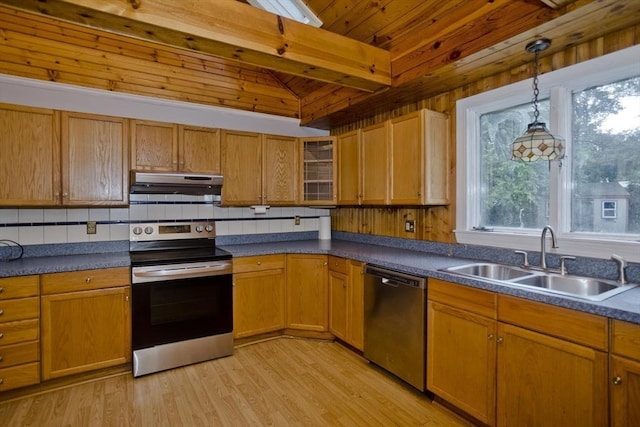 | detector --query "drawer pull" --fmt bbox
[0,355,3,362]
[0,378,3,384]
[0,287,3,293]
[85,277,92,284]
[0,333,3,339]
[0,309,3,316]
